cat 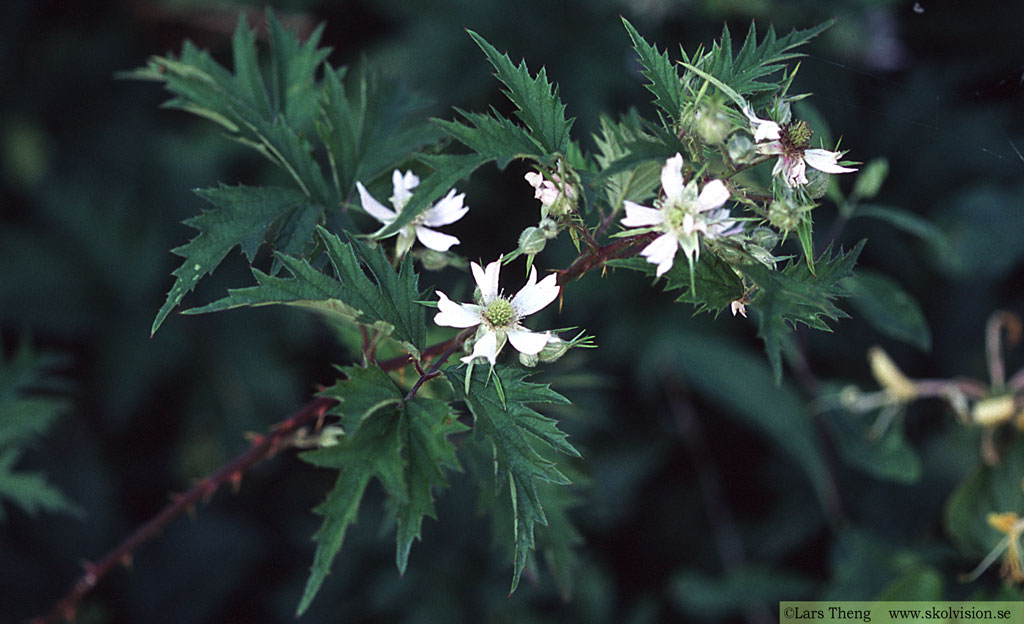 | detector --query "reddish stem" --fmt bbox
[30,396,337,624]
[34,232,644,622]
